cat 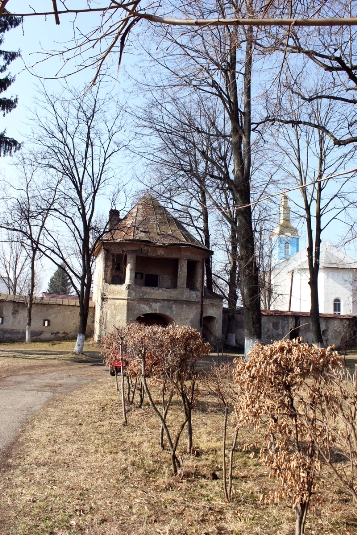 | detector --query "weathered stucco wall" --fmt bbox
[223,308,357,350]
[93,241,223,341]
[202,298,223,342]
[97,283,203,337]
[0,294,94,342]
